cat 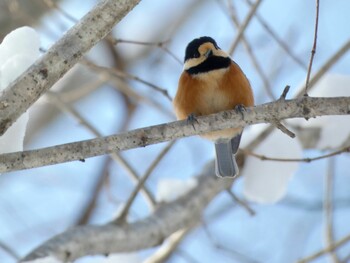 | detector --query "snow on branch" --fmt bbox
[22,165,230,262]
[0,95,350,173]
[0,0,141,136]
